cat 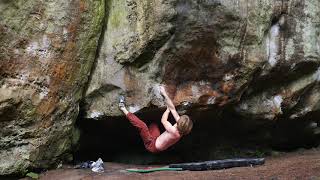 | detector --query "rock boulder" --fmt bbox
[0,0,104,175]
